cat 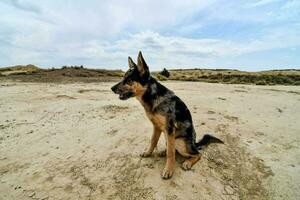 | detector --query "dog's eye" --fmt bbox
[124,78,133,85]
[126,80,133,85]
